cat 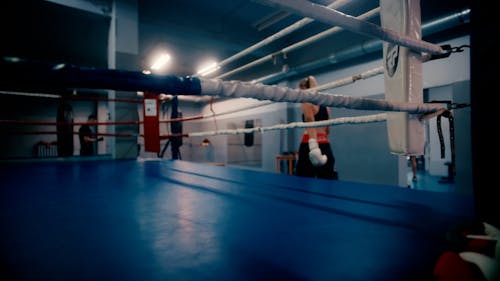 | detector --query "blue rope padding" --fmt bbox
[1,57,202,95]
